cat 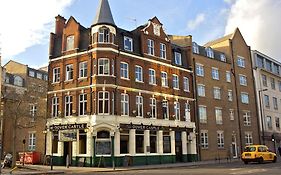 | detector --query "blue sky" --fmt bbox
[0,0,280,68]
